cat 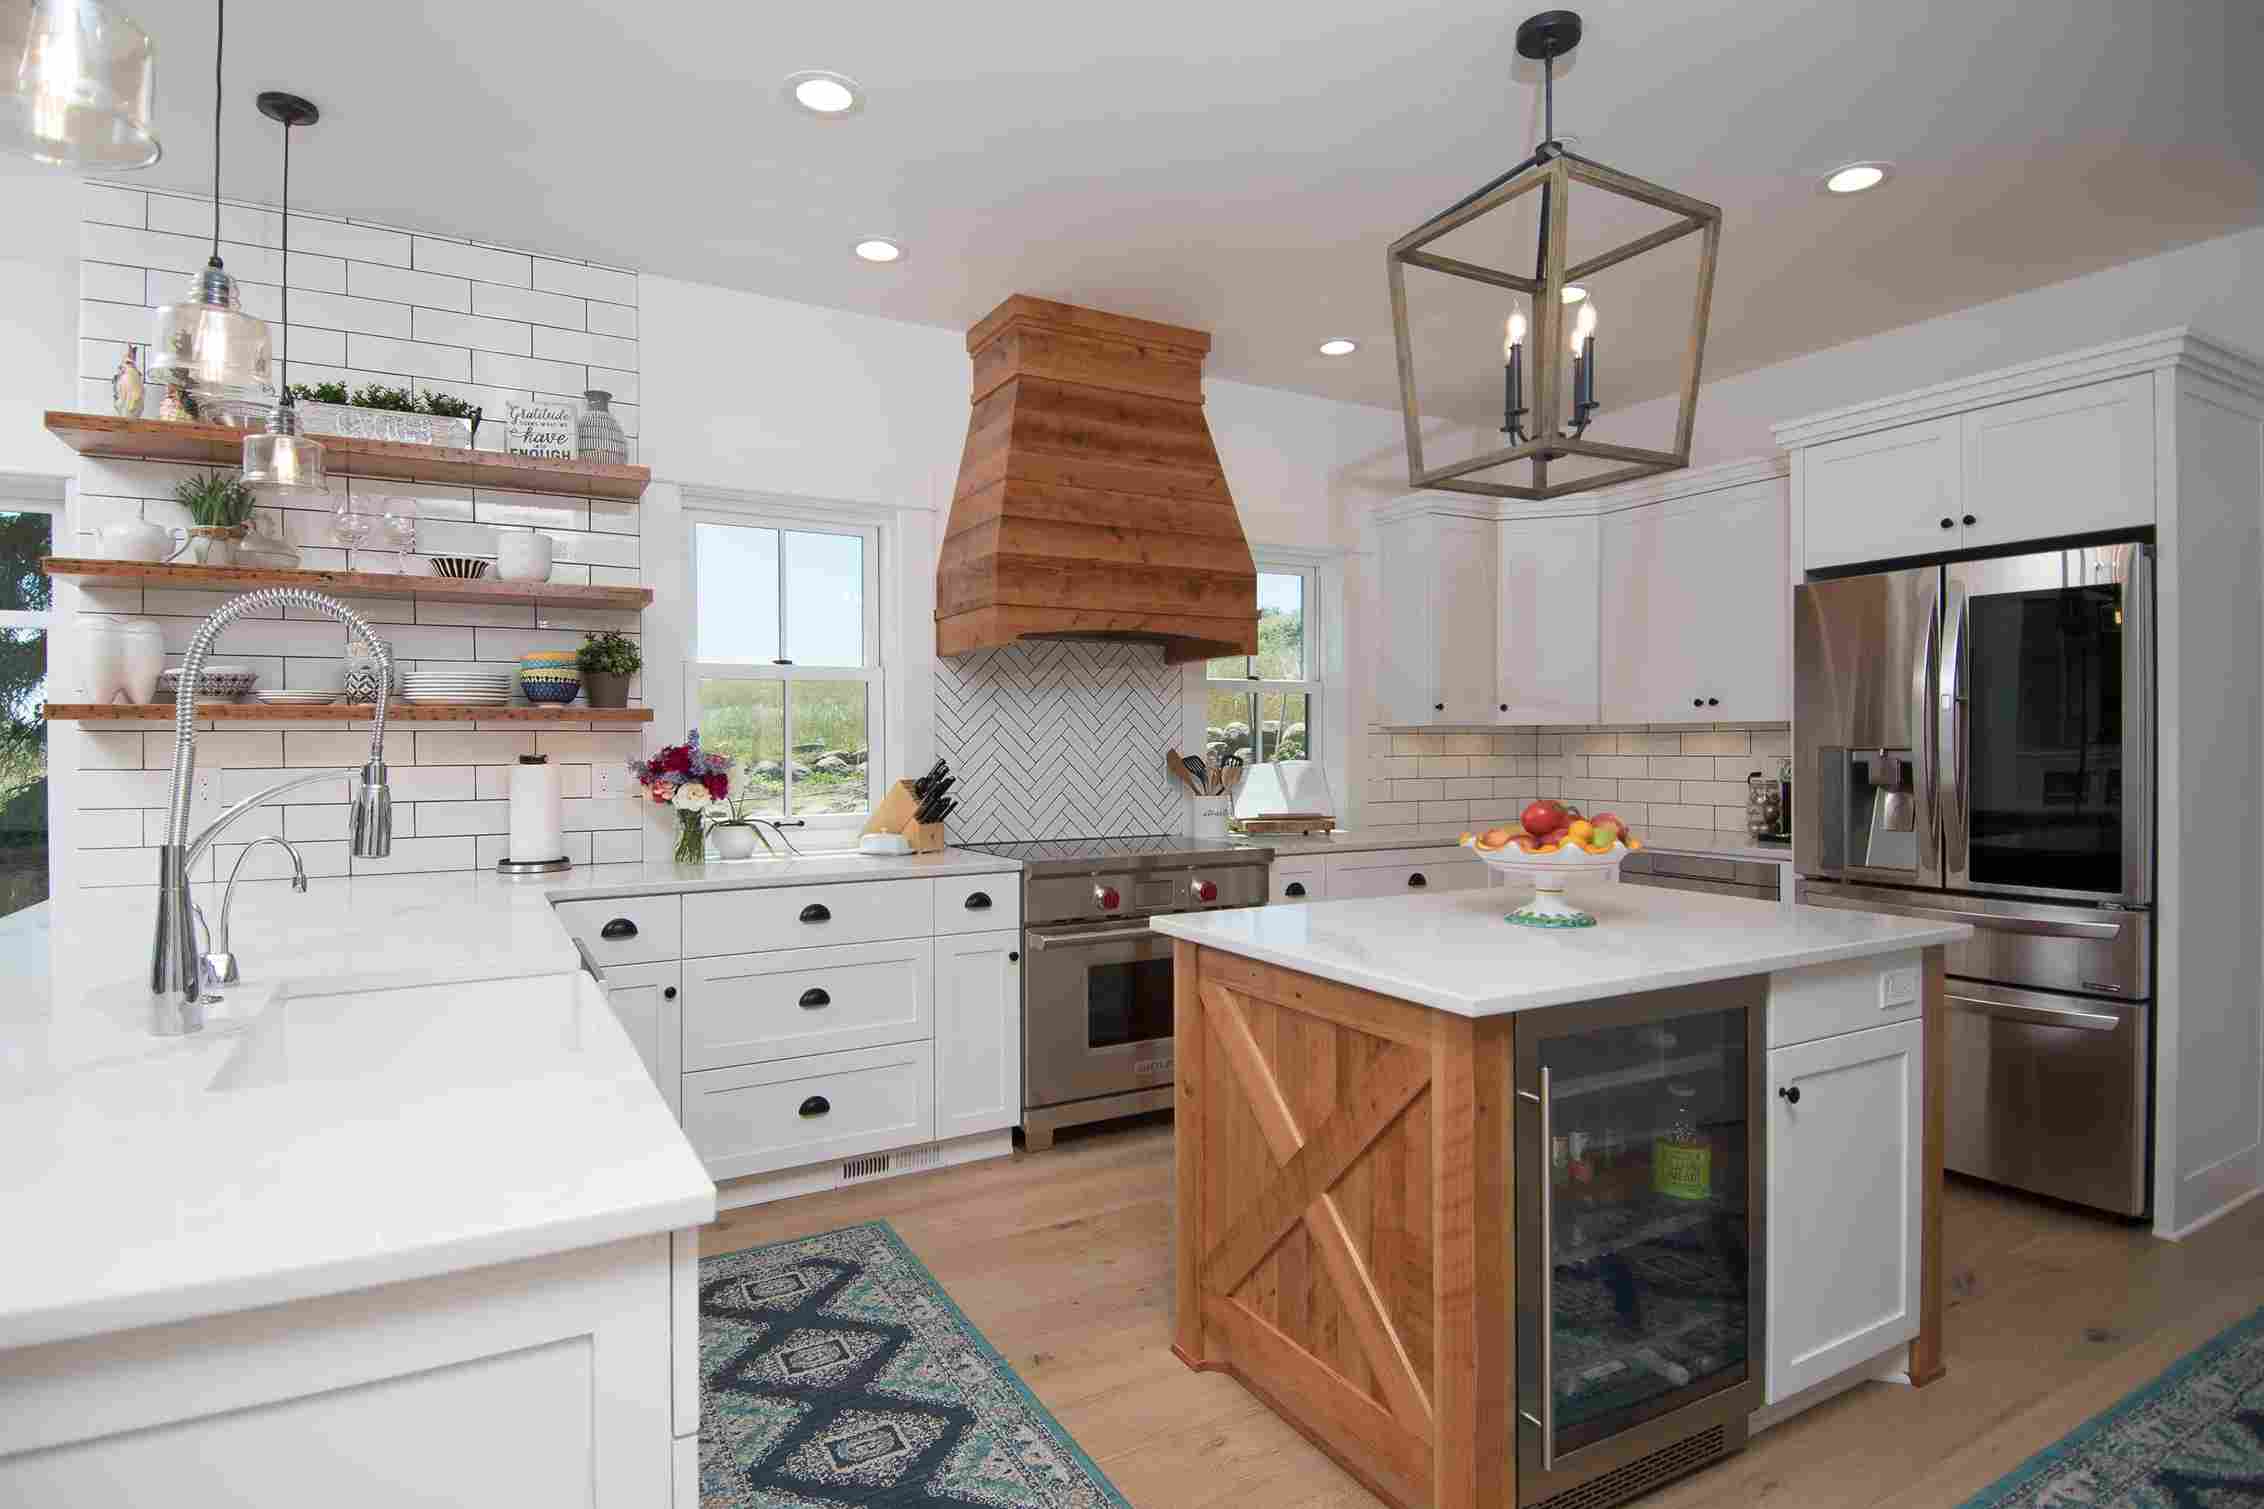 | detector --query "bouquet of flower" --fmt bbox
[630,731,733,862]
